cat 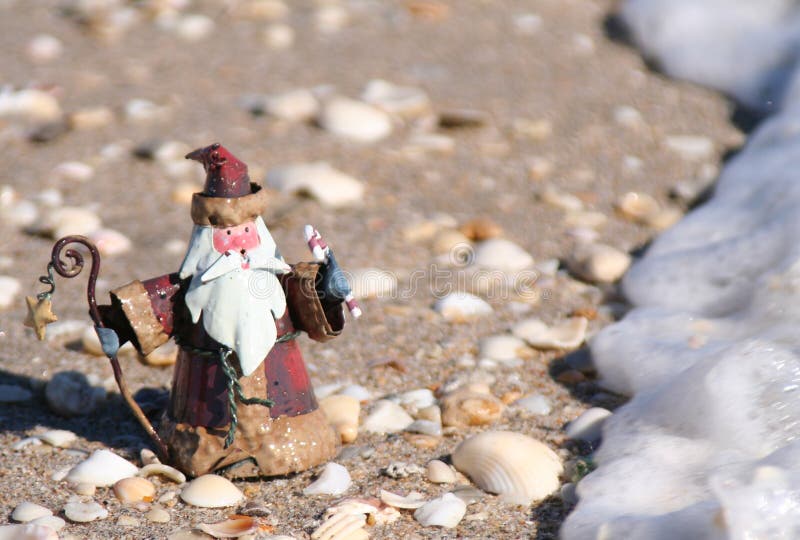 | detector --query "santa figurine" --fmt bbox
[96,143,350,479]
